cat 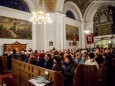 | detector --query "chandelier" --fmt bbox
[29,0,51,24]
